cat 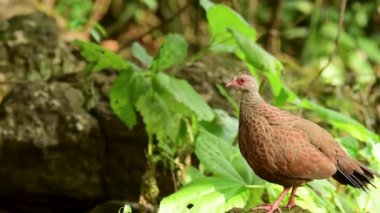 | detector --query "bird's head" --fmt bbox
[226,73,258,92]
